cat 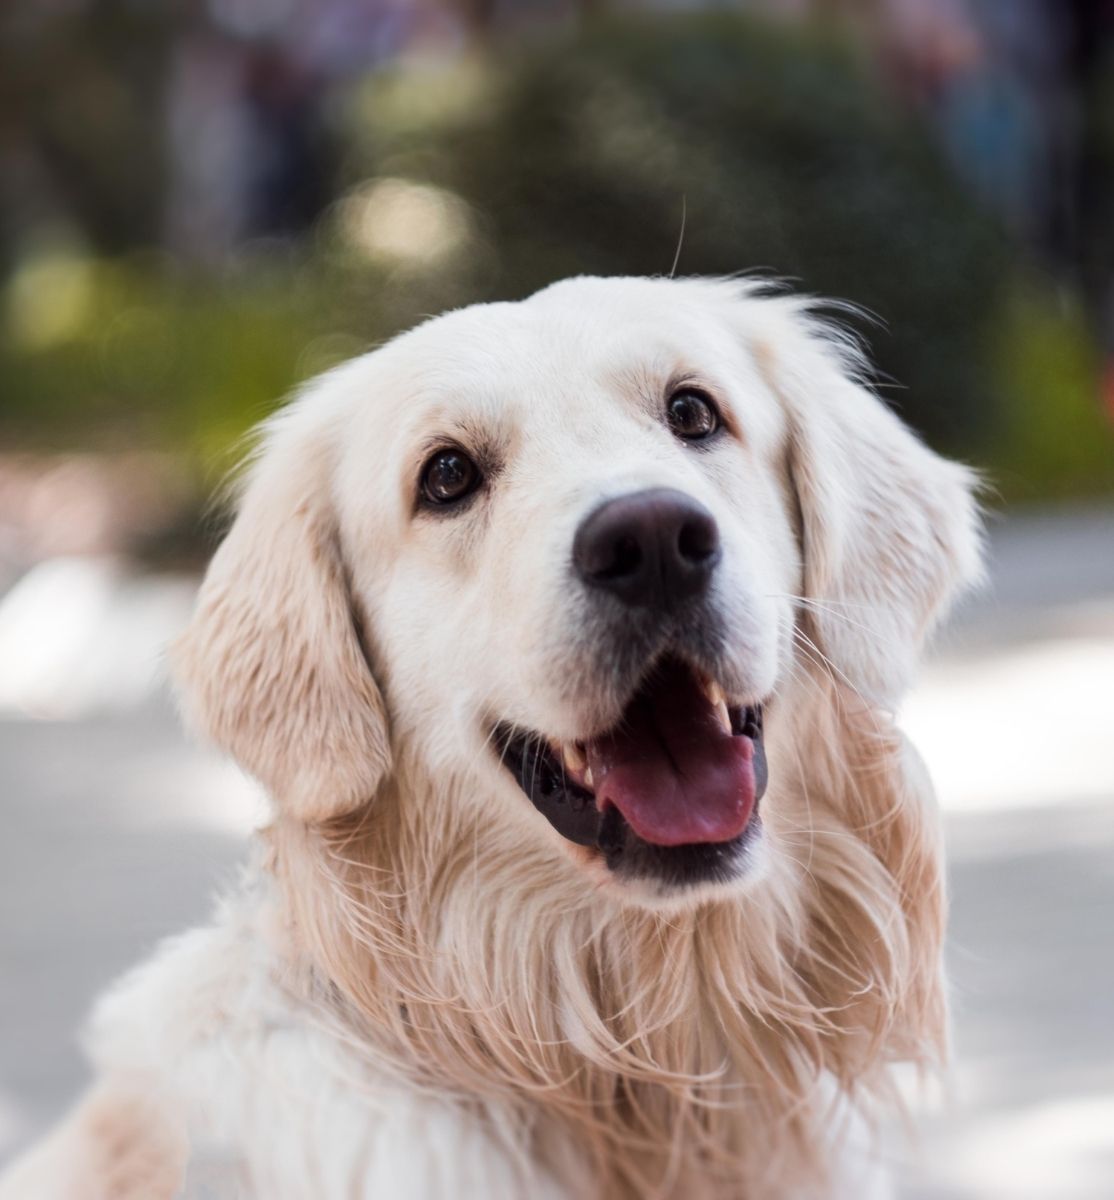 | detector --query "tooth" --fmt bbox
[714,699,731,734]
[583,767,594,790]
[705,678,726,707]
[562,742,586,773]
